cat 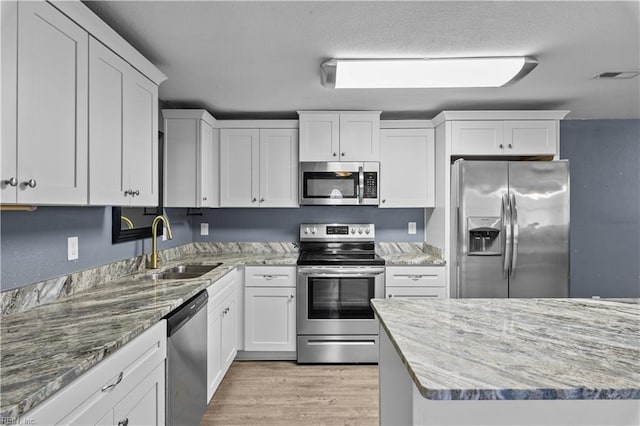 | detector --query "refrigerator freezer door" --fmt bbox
[458,161,509,298]
[508,161,569,297]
